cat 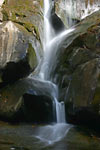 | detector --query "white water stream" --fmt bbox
[39,0,69,124]
[34,0,100,145]
[35,0,73,144]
